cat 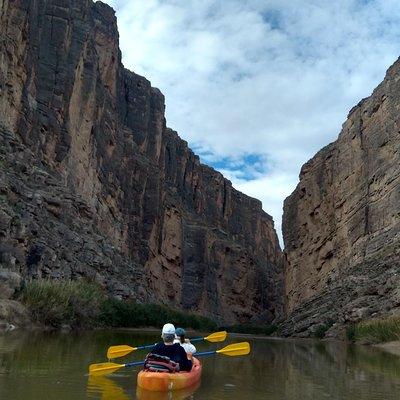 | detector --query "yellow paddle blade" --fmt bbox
[89,362,125,376]
[216,342,250,356]
[107,345,137,359]
[204,331,227,343]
